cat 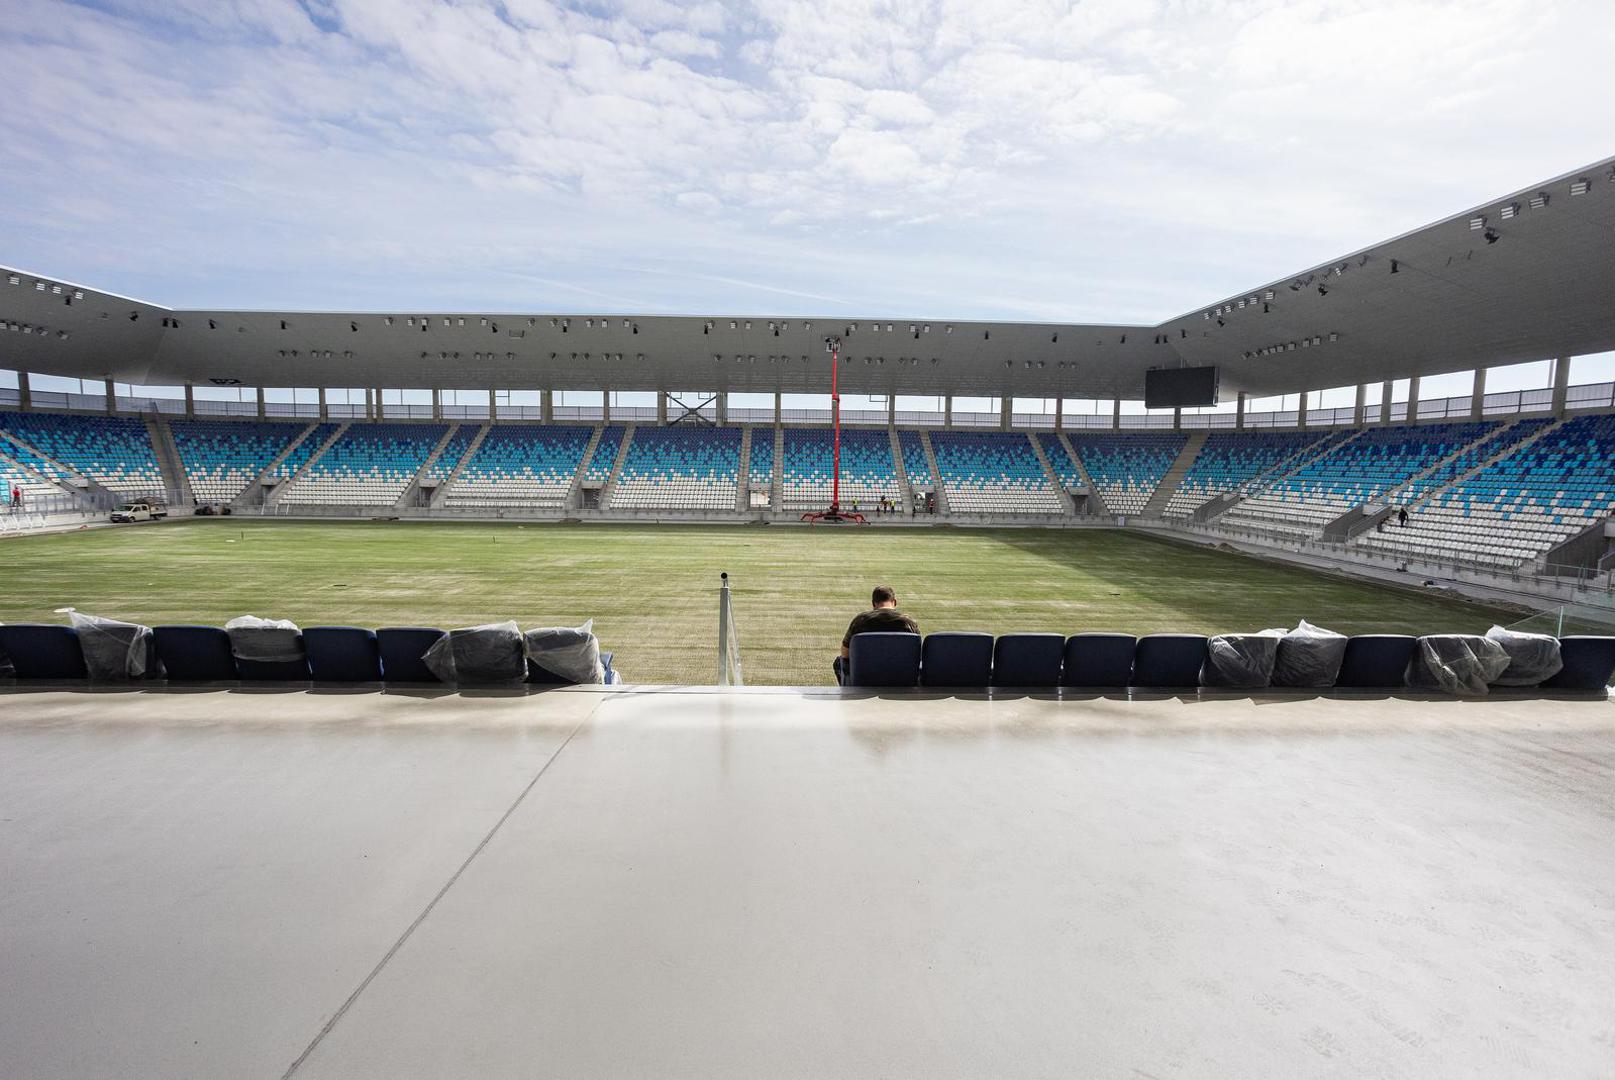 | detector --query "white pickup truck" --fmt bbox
[109,500,169,523]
